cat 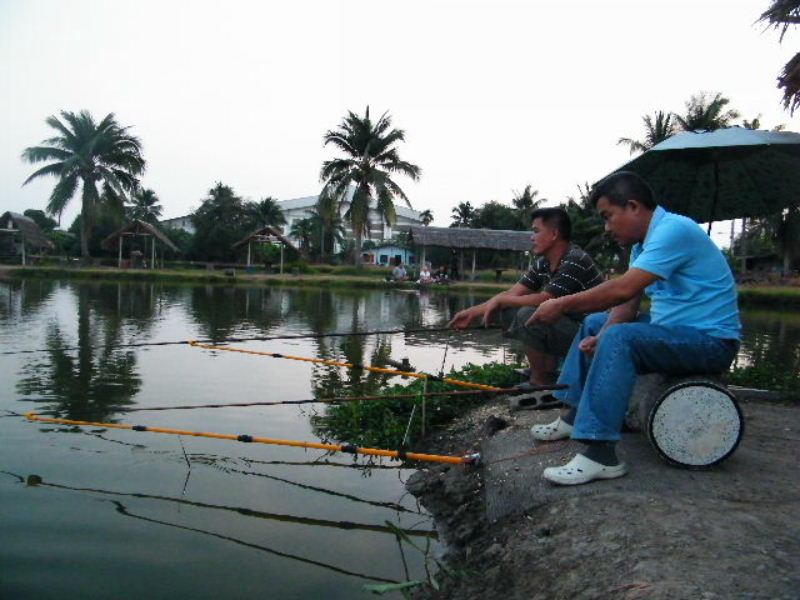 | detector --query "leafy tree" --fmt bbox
[511,184,543,227]
[289,217,315,259]
[618,111,677,155]
[190,183,253,262]
[249,196,286,229]
[674,92,740,132]
[741,114,786,130]
[419,209,434,226]
[562,183,623,269]
[23,209,57,231]
[759,0,800,114]
[473,200,520,230]
[450,201,476,227]
[320,107,421,264]
[21,110,145,257]
[126,188,162,223]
